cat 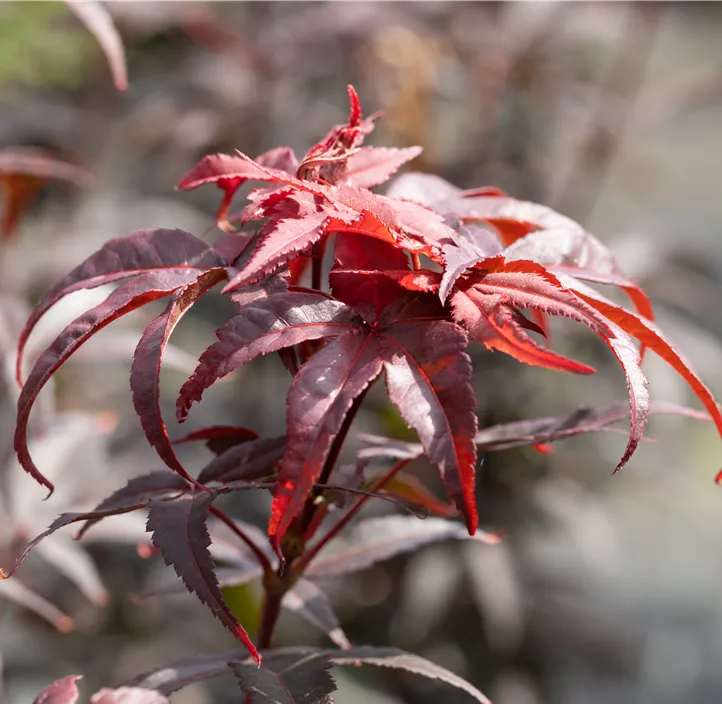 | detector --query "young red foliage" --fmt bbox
[9,85,722,697]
